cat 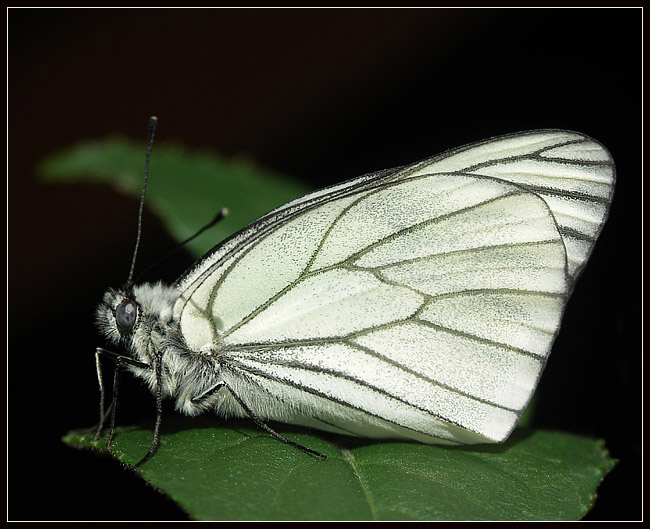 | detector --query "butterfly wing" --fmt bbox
[173,130,614,445]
